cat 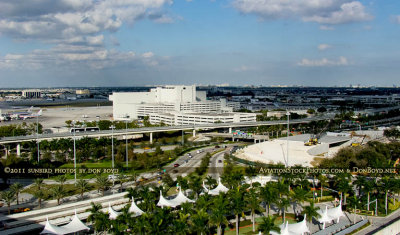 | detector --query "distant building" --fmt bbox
[22,90,41,99]
[76,89,90,97]
[109,85,238,120]
[149,111,256,125]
